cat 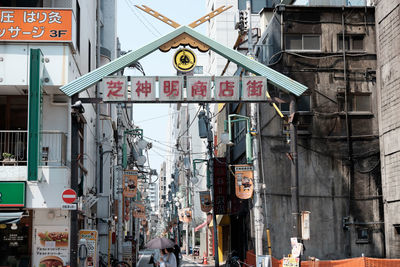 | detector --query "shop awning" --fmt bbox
[0,212,23,224]
[208,215,230,228]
